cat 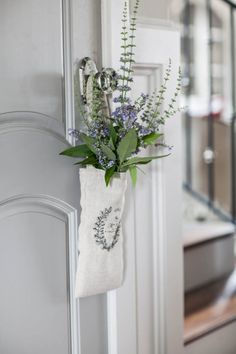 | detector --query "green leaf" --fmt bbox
[80,133,97,154]
[142,132,163,145]
[108,137,115,151]
[117,129,137,164]
[60,144,93,158]
[129,165,137,187]
[119,166,129,173]
[101,144,116,161]
[108,123,118,144]
[122,154,170,167]
[74,155,98,166]
[80,133,95,145]
[105,166,116,186]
